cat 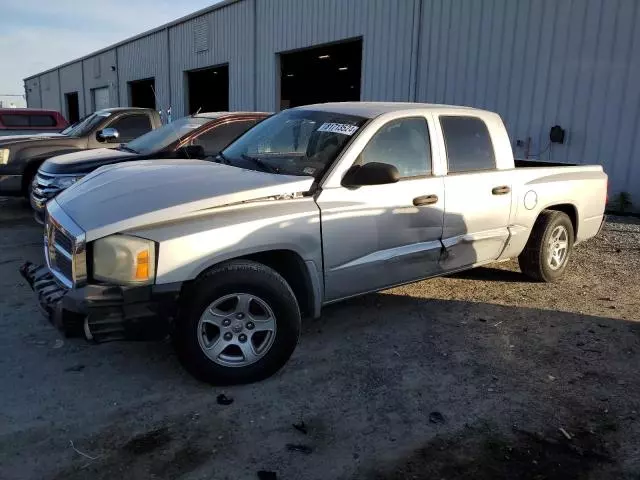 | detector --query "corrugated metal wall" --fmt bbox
[81,49,118,113]
[117,30,170,111]
[415,0,640,199]
[59,62,85,117]
[25,0,640,202]
[255,0,418,111]
[169,0,255,117]
[24,77,41,108]
[39,71,61,112]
